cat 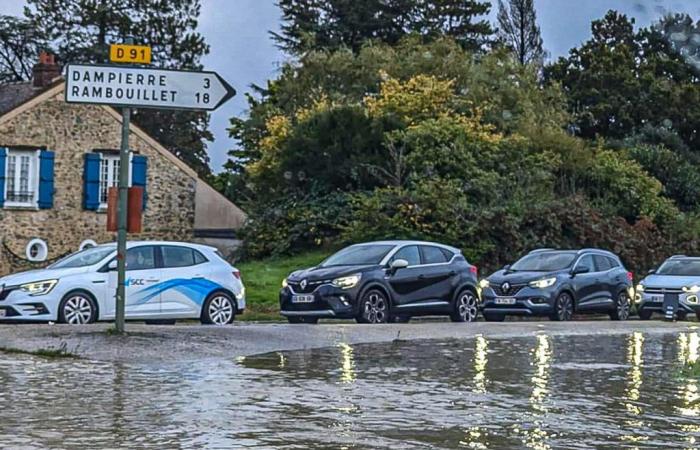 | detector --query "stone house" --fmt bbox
[0,54,245,276]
